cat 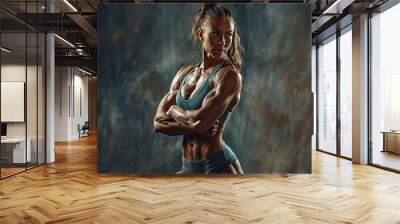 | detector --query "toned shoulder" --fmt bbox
[170,64,196,91]
[216,65,242,86]
[177,64,195,80]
